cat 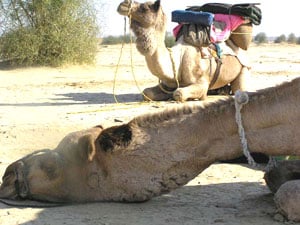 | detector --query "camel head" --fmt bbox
[117,0,167,55]
[117,0,166,32]
[0,123,171,204]
[0,126,120,203]
[117,0,165,28]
